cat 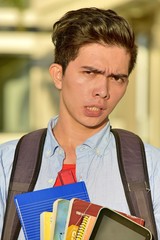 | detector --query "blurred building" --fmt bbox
[0,0,160,147]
